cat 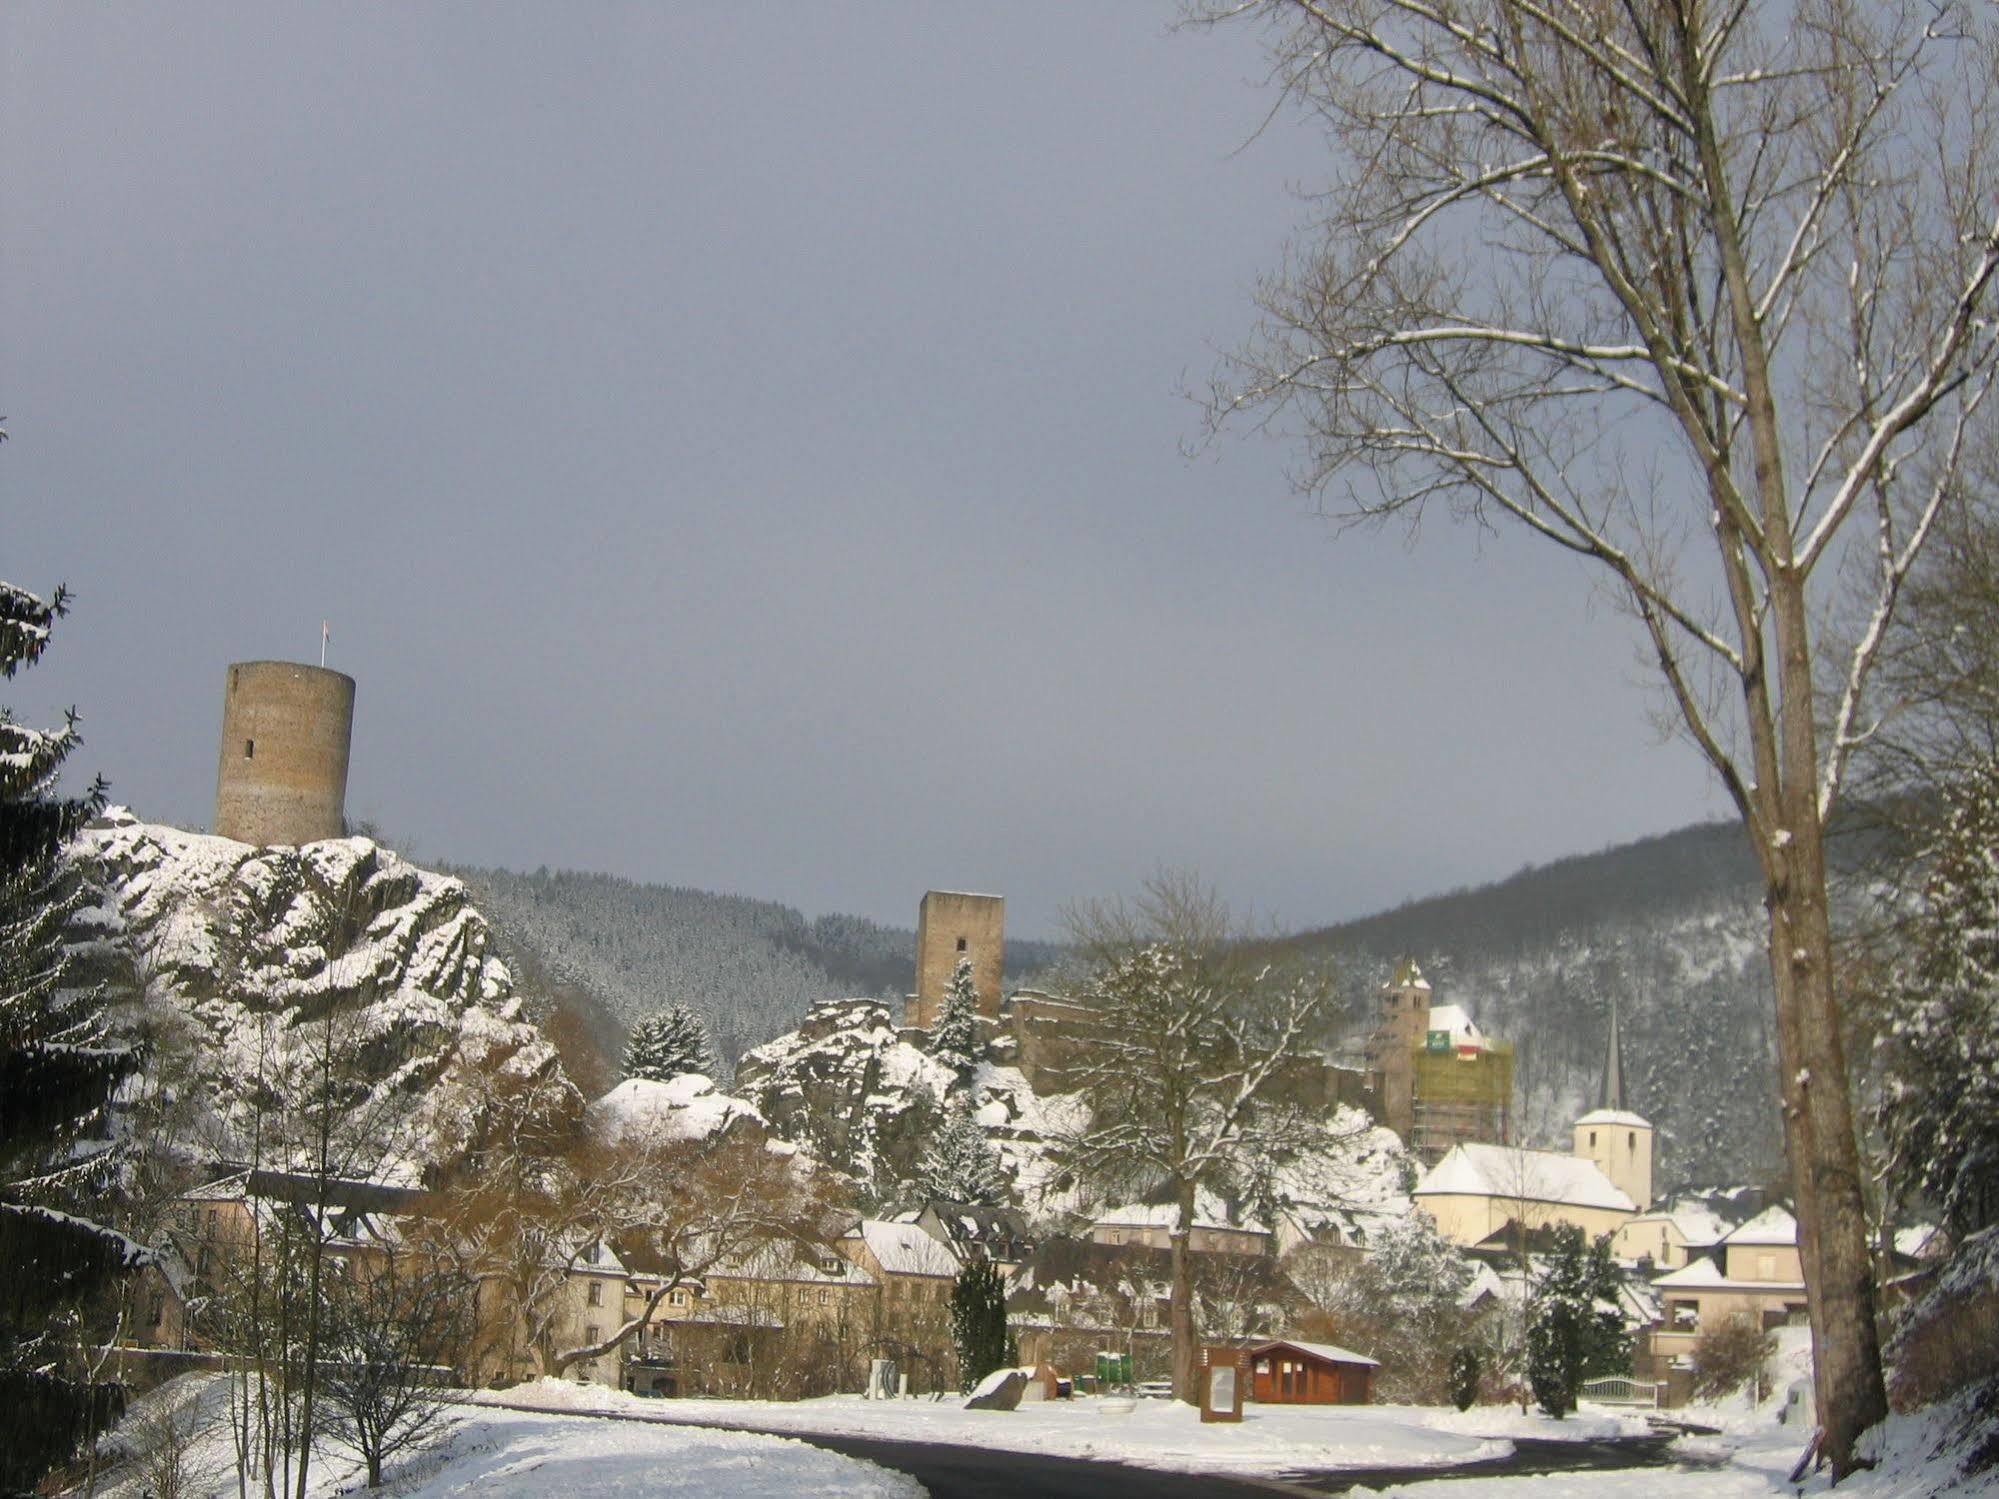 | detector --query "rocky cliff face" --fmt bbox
[733,997,954,1202]
[67,809,574,1180]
